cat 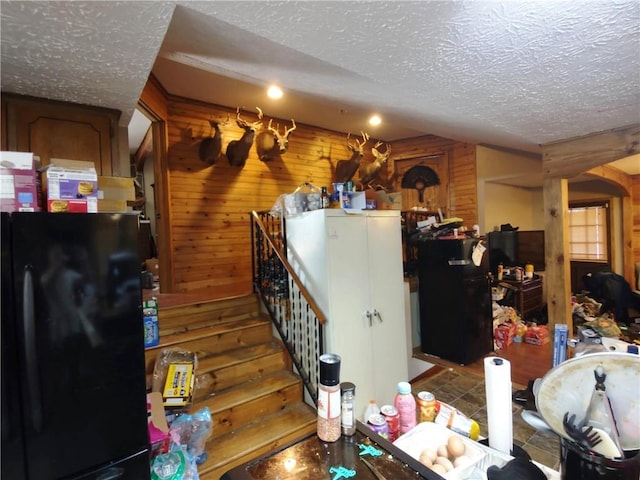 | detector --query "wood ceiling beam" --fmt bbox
[543,124,639,178]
